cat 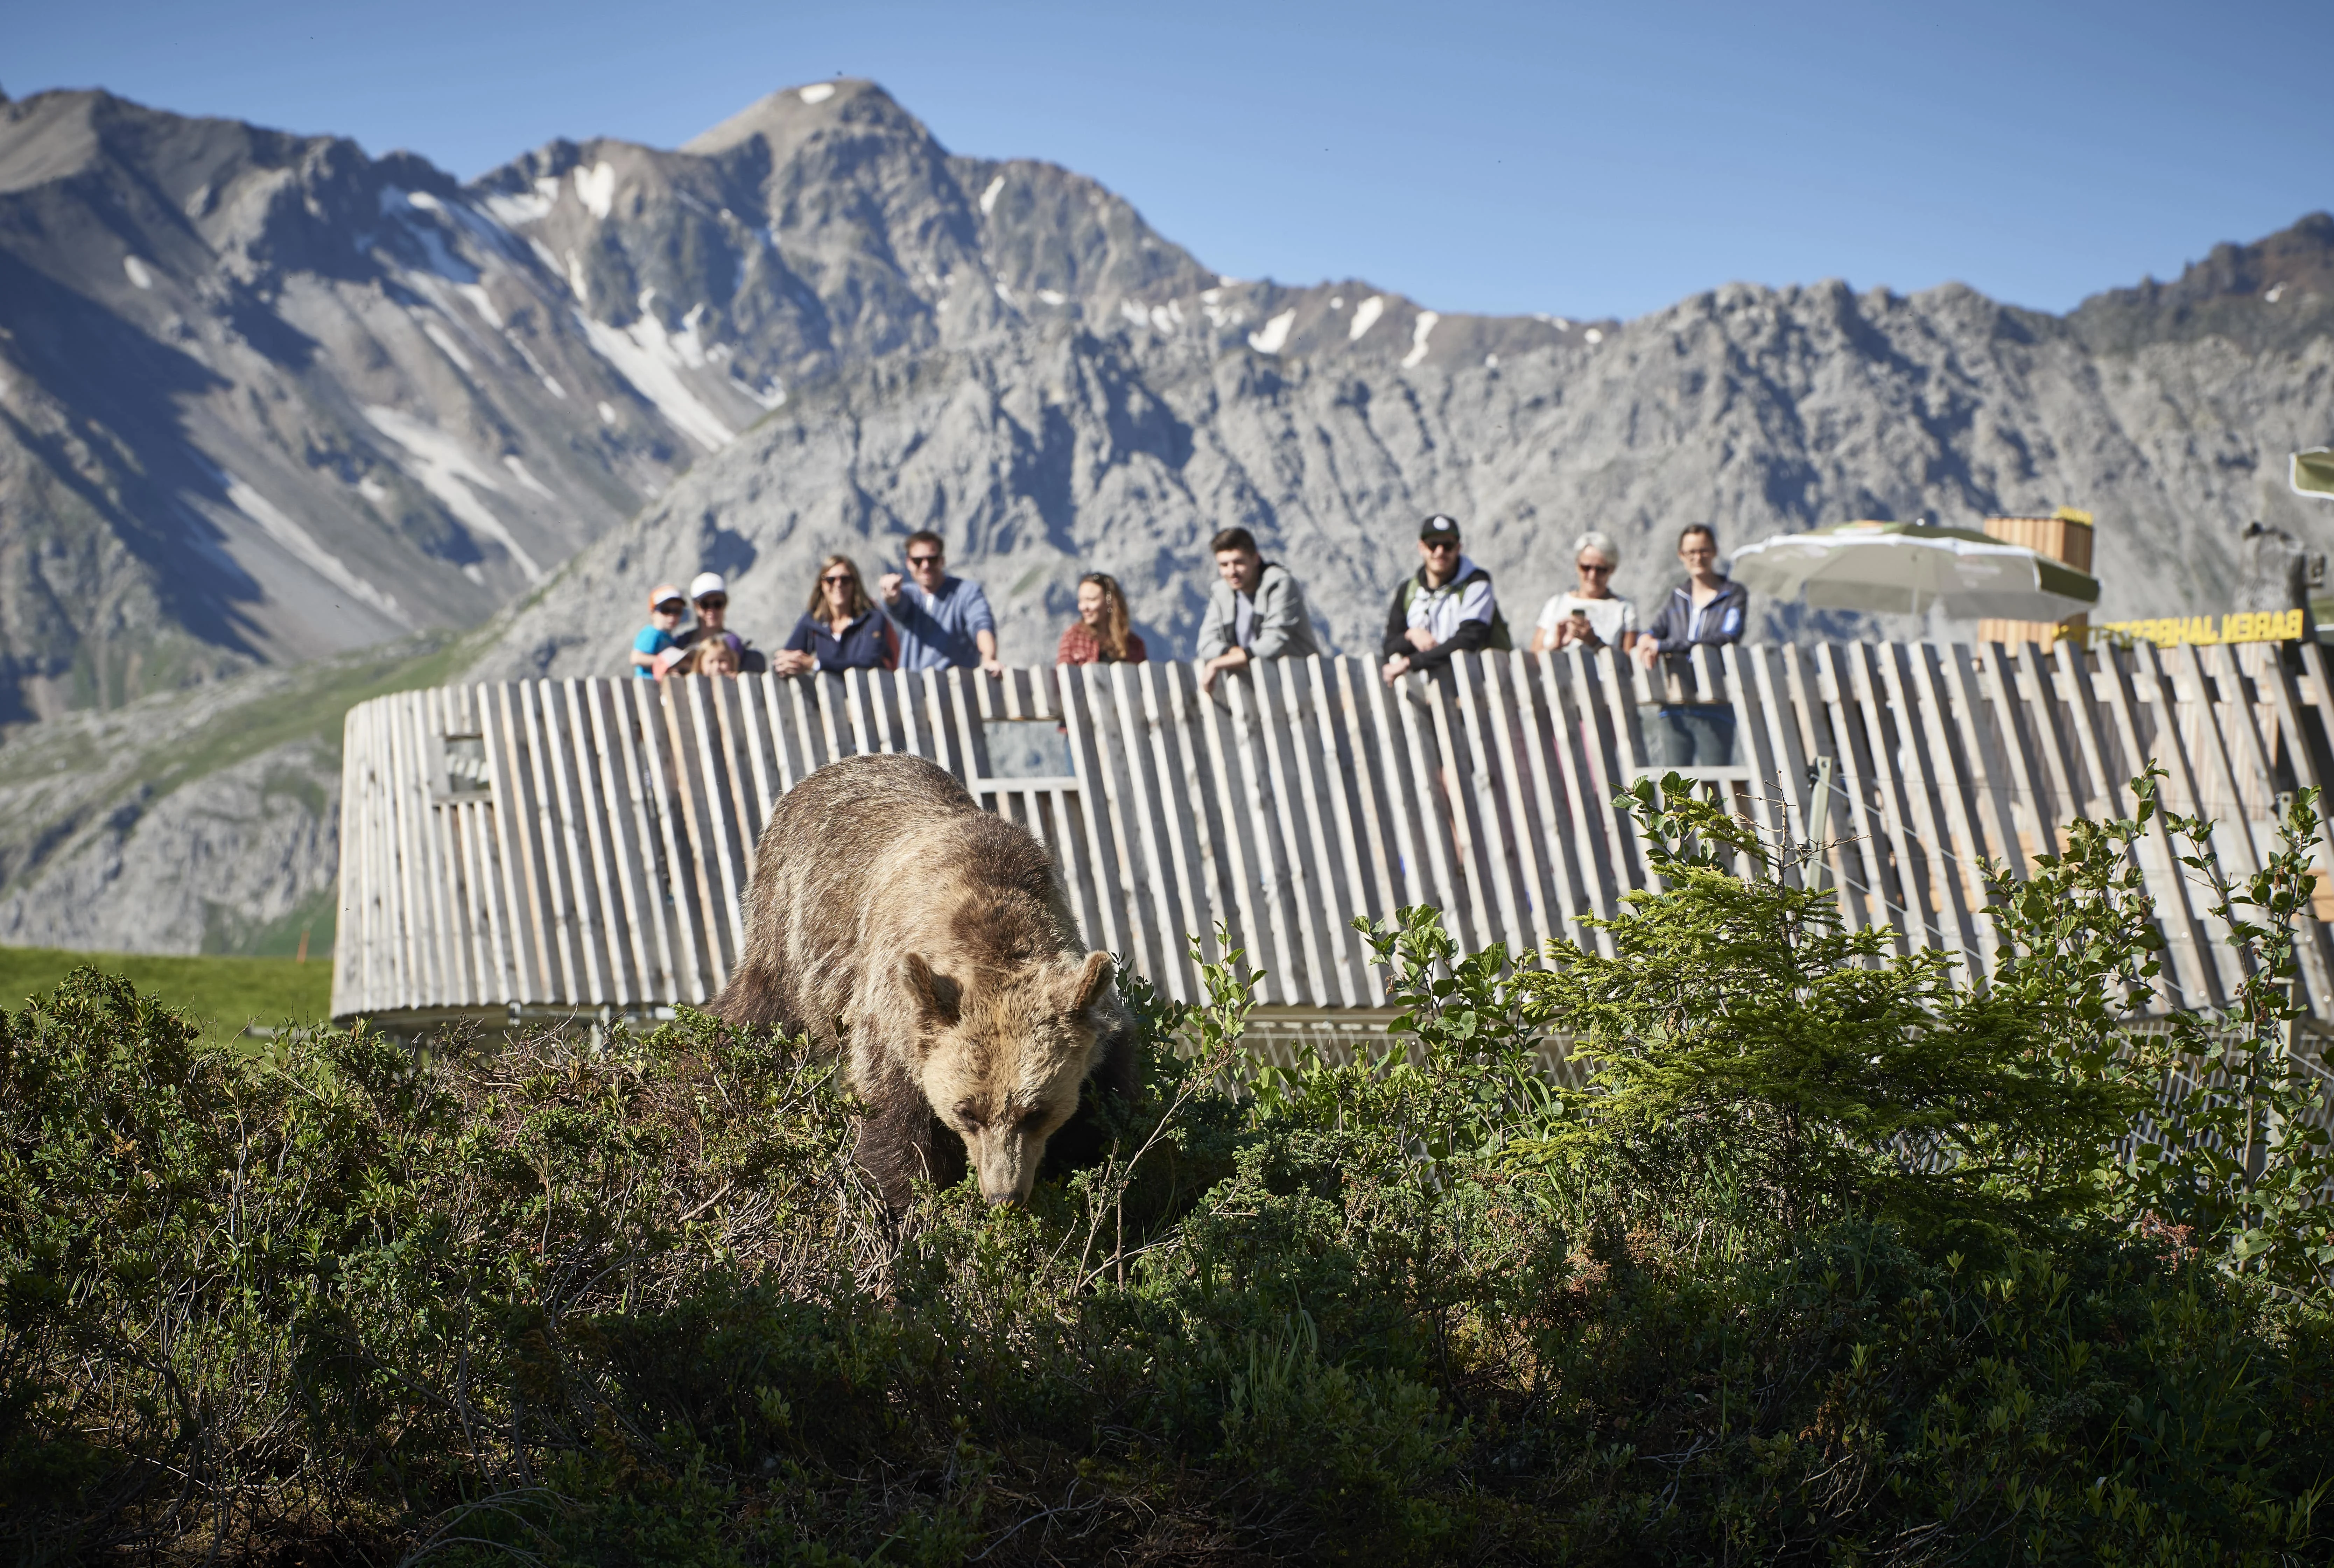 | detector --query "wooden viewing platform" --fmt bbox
[333,642,2334,1030]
